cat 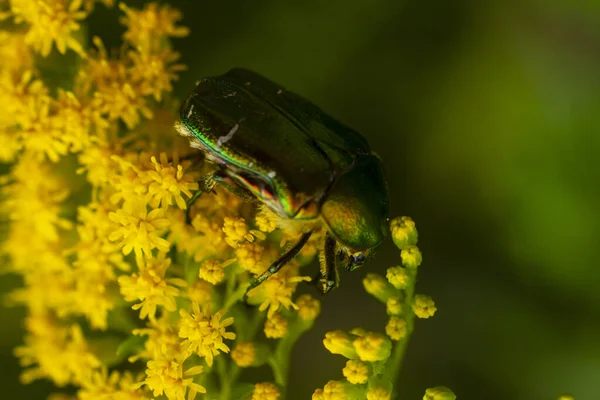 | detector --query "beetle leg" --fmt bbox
[244,230,313,300]
[185,173,217,224]
[315,232,340,294]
